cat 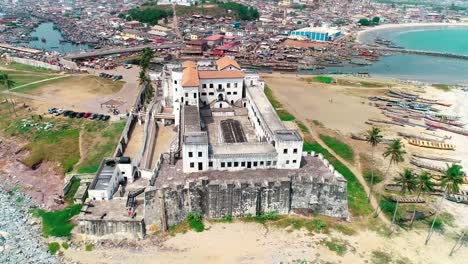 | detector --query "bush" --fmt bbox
[36,204,82,237]
[48,242,60,255]
[324,238,348,256]
[430,218,444,231]
[61,242,70,250]
[363,170,383,185]
[313,76,333,84]
[187,212,205,232]
[222,214,233,223]
[85,243,94,251]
